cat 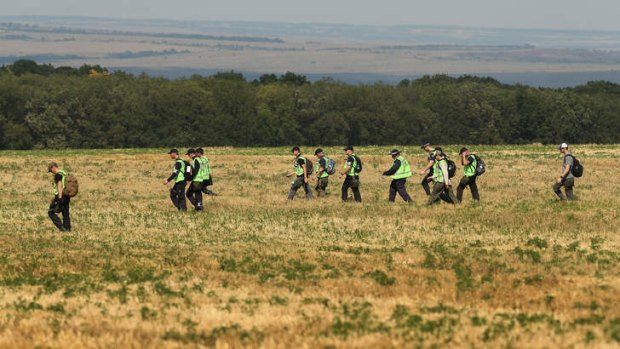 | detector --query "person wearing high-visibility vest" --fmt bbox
[285,146,313,201]
[163,148,187,211]
[457,147,480,202]
[339,146,362,202]
[382,149,413,203]
[418,142,436,196]
[313,148,330,197]
[197,148,217,196]
[185,148,204,211]
[47,162,72,232]
[427,151,459,205]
